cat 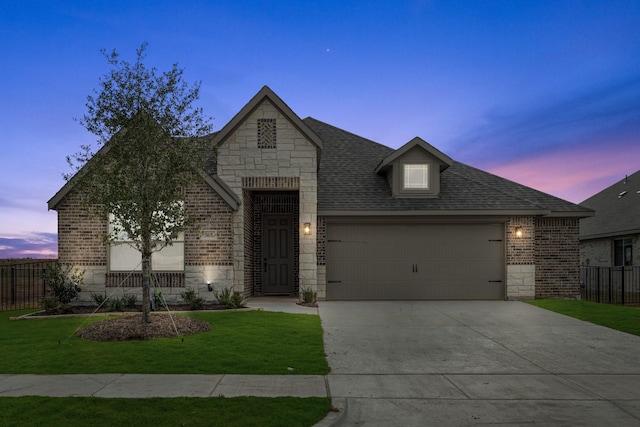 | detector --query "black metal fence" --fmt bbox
[580,265,640,305]
[0,260,58,311]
